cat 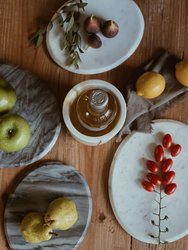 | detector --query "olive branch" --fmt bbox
[29,0,88,68]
